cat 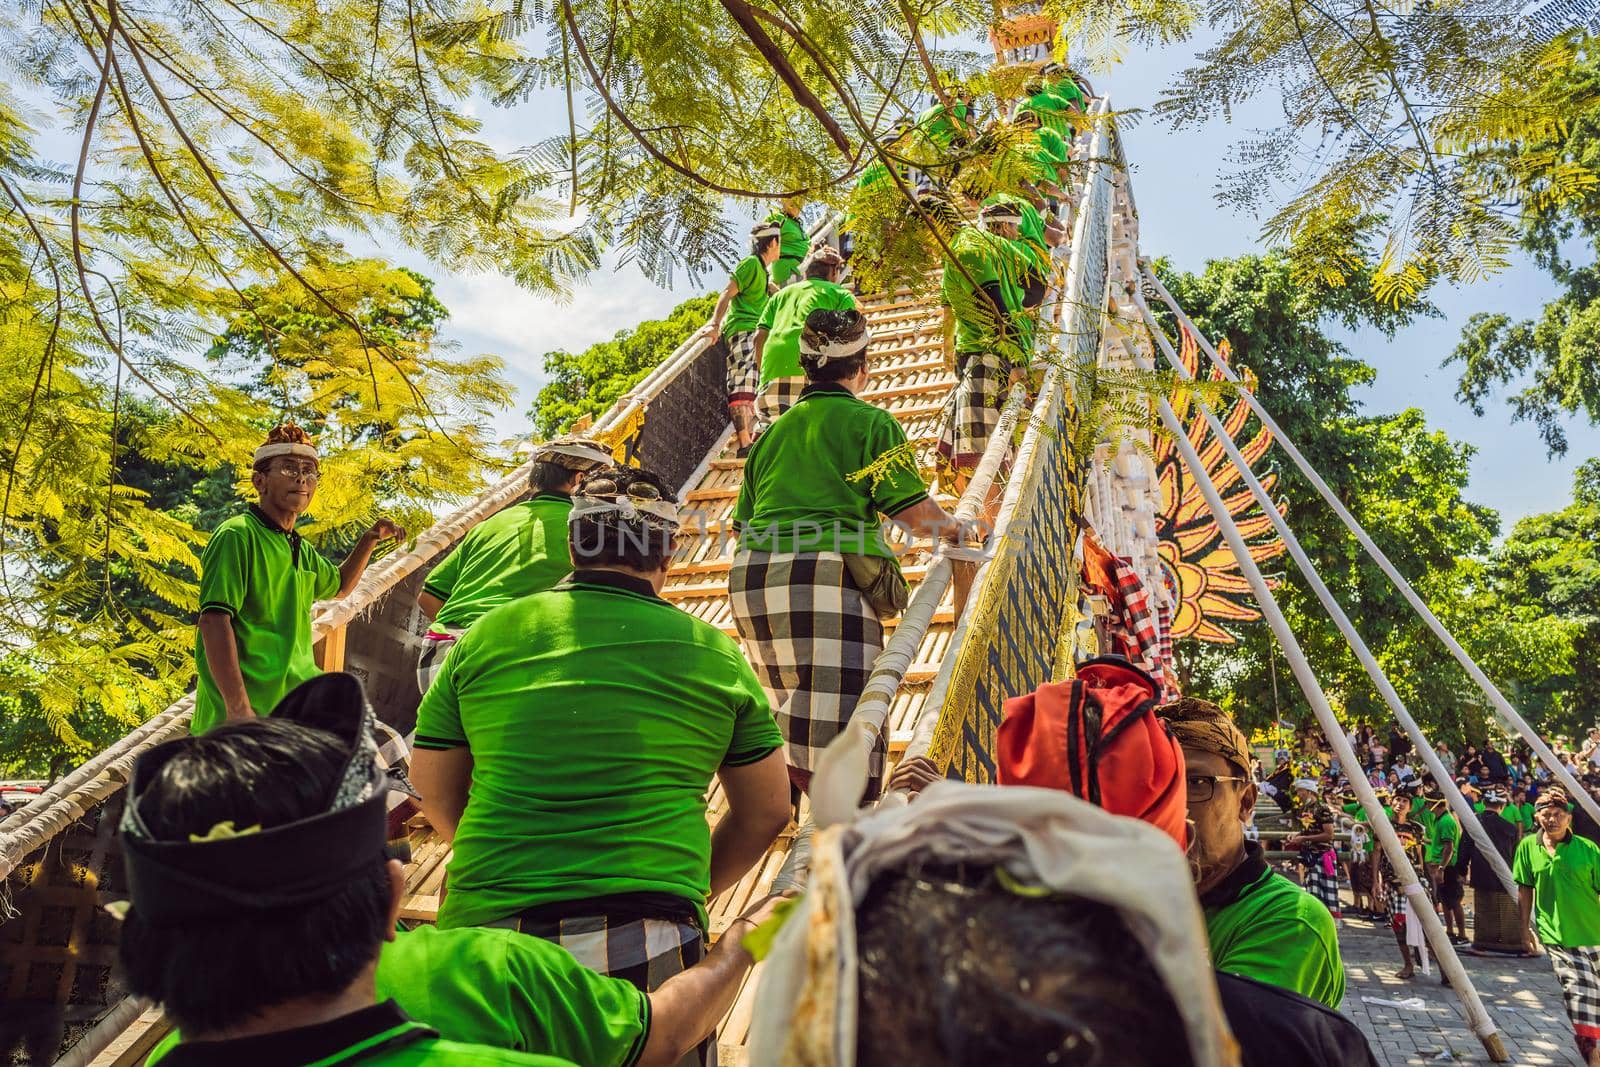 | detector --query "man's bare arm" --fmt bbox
[411,746,473,842]
[709,750,790,896]
[198,611,253,723]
